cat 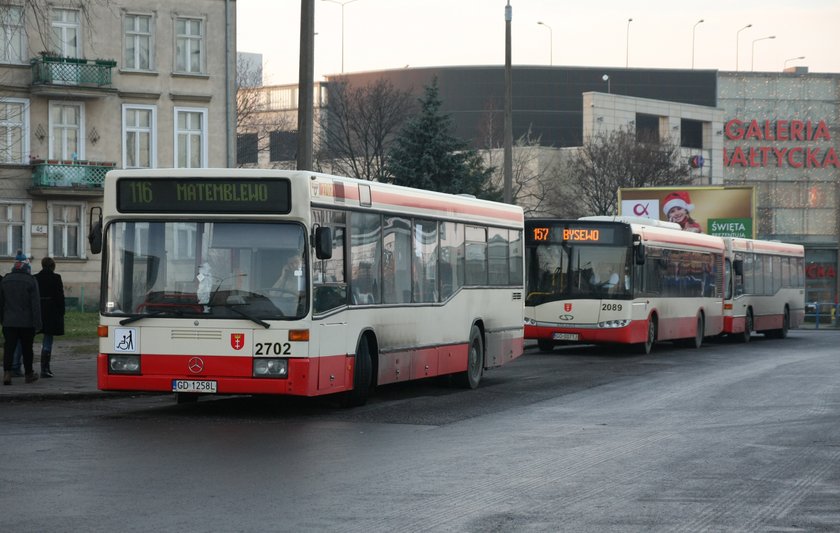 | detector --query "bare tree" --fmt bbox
[479,107,558,215]
[317,76,413,181]
[554,126,691,216]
